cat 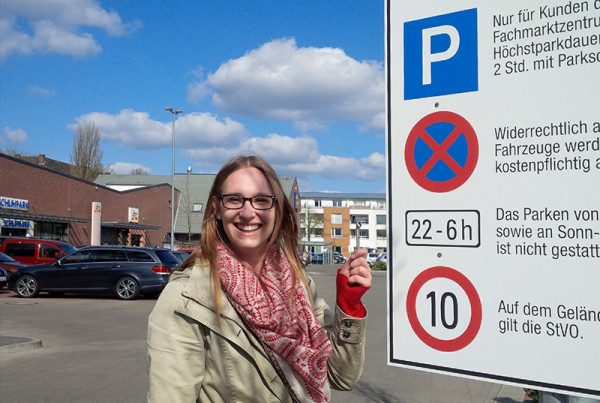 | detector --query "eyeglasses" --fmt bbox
[219,194,276,210]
